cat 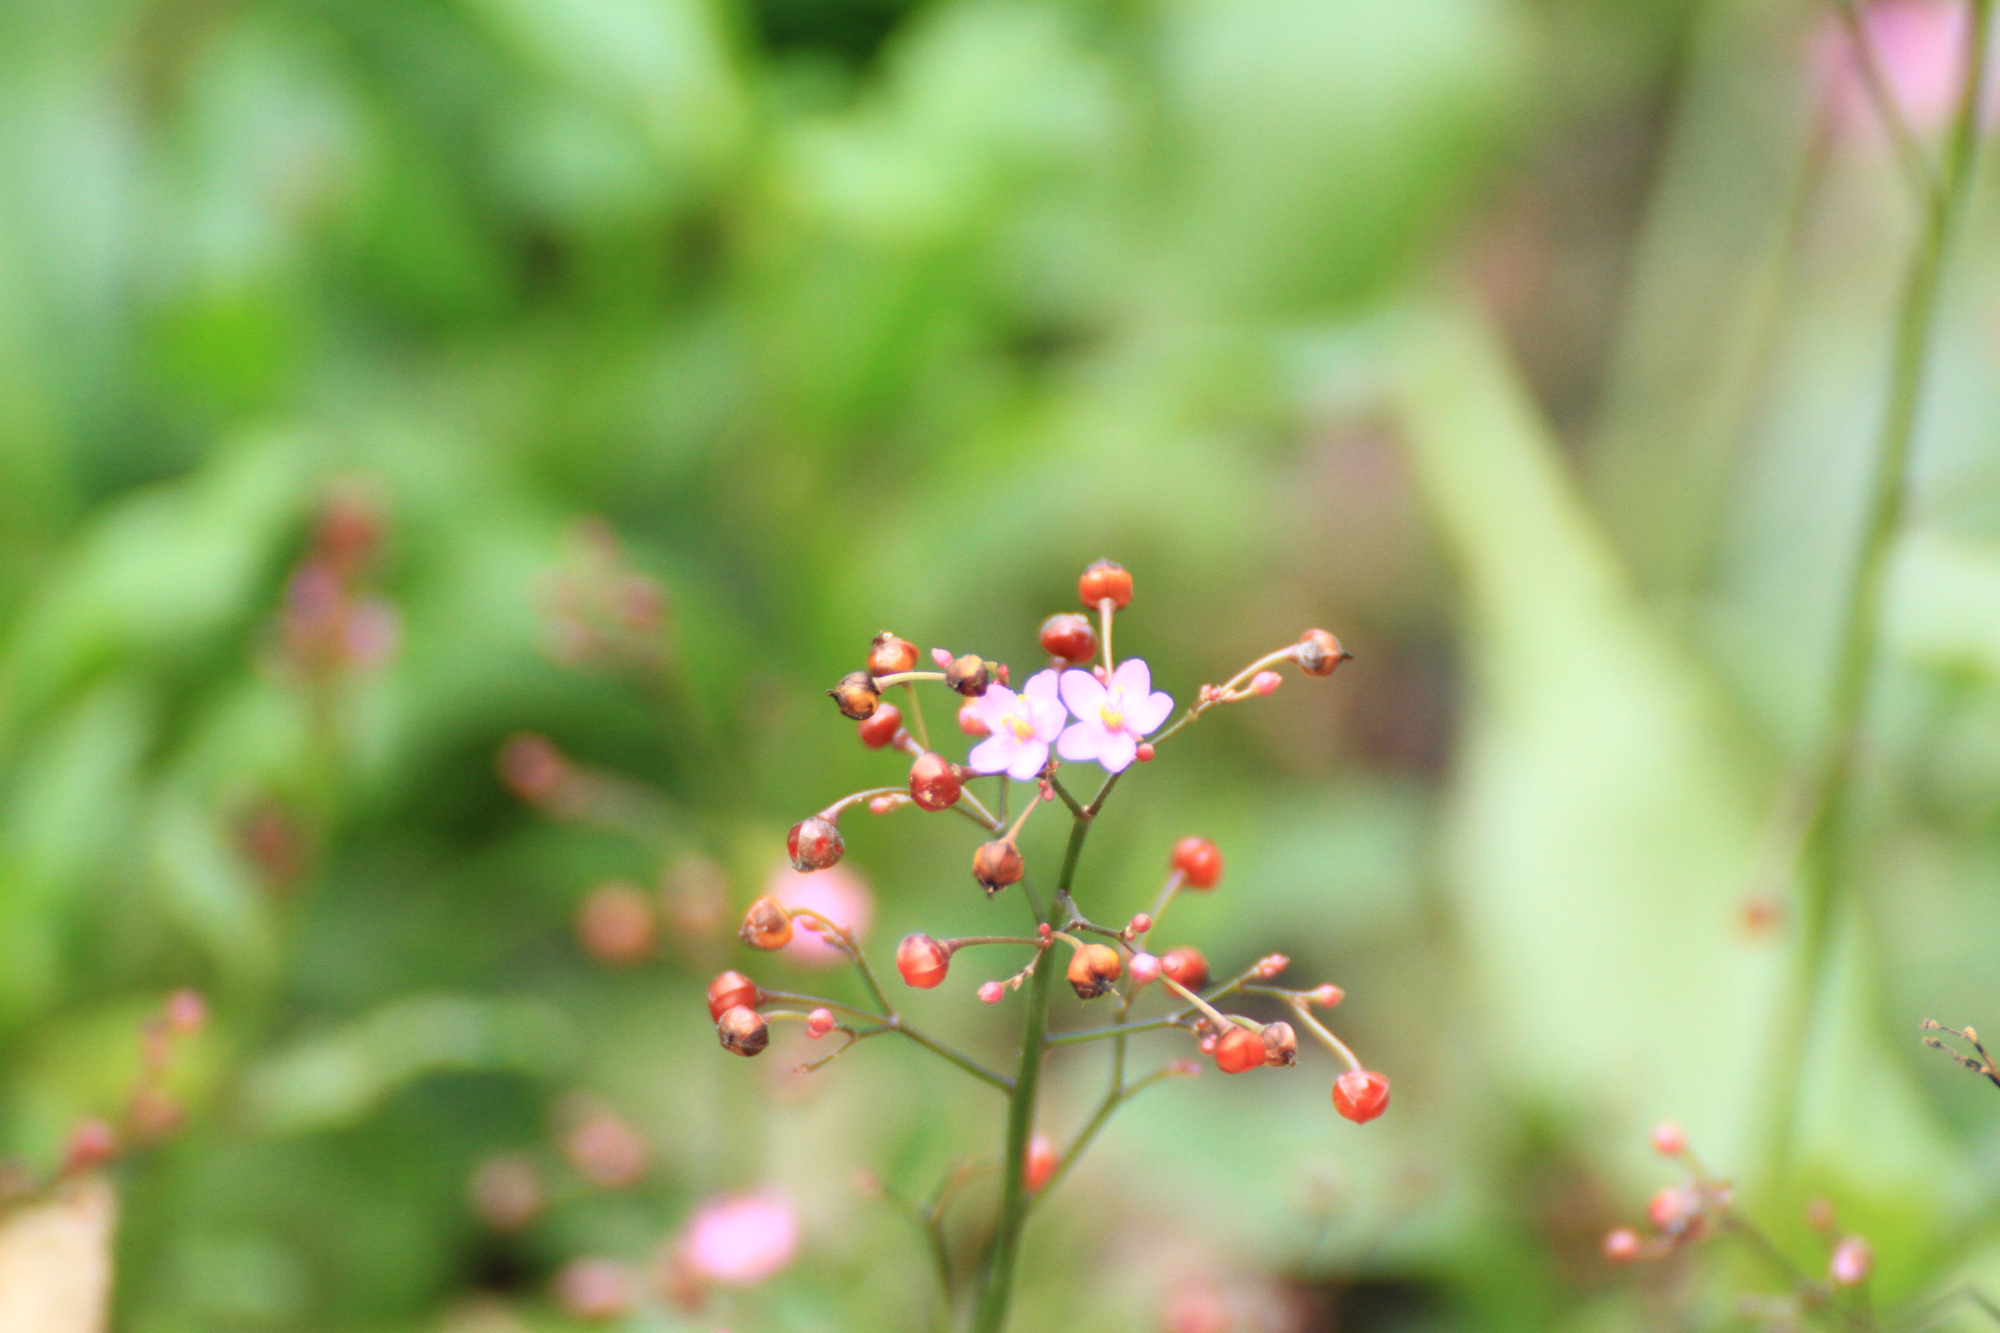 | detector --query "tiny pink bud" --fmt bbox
[1037,923,1052,938]
[1128,952,1161,986]
[1651,1122,1685,1156]
[1127,913,1152,935]
[1253,953,1289,979]
[978,981,1005,1004]
[931,647,953,668]
[1830,1236,1872,1287]
[164,988,208,1035]
[1199,1034,1217,1054]
[1135,742,1155,762]
[869,794,904,815]
[1603,1228,1641,1263]
[1308,984,1345,1007]
[958,700,990,737]
[1251,670,1282,696]
[806,1008,835,1038]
